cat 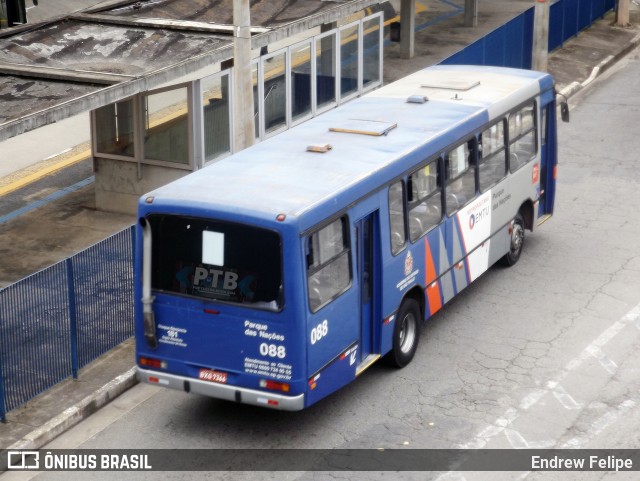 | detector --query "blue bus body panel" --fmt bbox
[135,209,309,400]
